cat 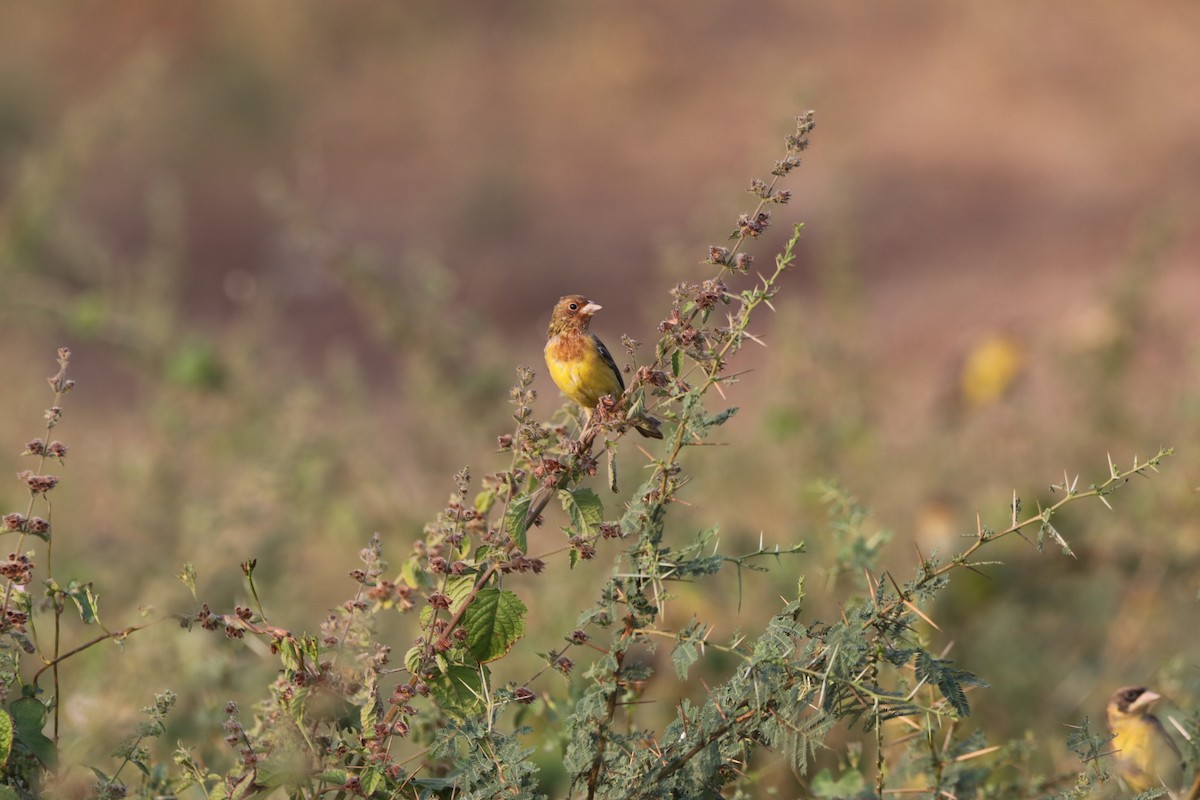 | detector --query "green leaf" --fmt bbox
[504,495,532,552]
[811,767,866,798]
[360,700,377,734]
[671,349,682,377]
[702,406,739,428]
[419,576,477,629]
[915,652,987,718]
[403,645,423,675]
[10,697,55,768]
[463,588,527,663]
[474,488,496,515]
[0,709,11,767]
[64,580,100,625]
[671,640,698,680]
[428,665,489,719]
[559,488,603,537]
[319,769,349,786]
[361,766,384,796]
[256,746,312,789]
